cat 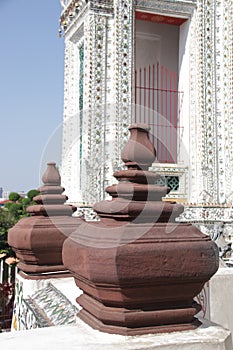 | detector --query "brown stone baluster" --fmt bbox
[8,162,83,278]
[63,124,219,335]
